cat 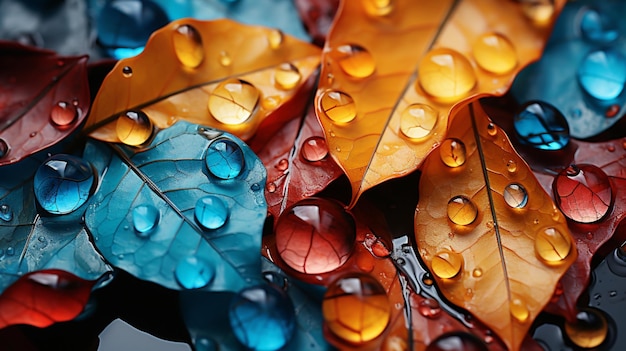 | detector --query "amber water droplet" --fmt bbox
[362,0,394,16]
[116,110,153,146]
[431,250,463,279]
[0,139,9,158]
[418,299,441,319]
[219,51,232,67]
[521,1,554,24]
[535,227,572,264]
[318,90,357,123]
[472,268,483,278]
[301,136,328,162]
[472,33,517,74]
[554,164,613,223]
[335,44,376,78]
[486,123,497,136]
[426,332,489,351]
[447,195,478,226]
[565,308,608,348]
[418,48,476,100]
[439,138,466,167]
[50,101,78,127]
[262,95,281,110]
[274,63,301,90]
[267,29,284,49]
[173,24,204,68]
[400,103,438,140]
[504,183,528,209]
[323,273,390,344]
[510,298,530,323]
[276,158,288,171]
[606,104,620,118]
[122,66,133,77]
[208,79,259,125]
[506,159,517,173]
